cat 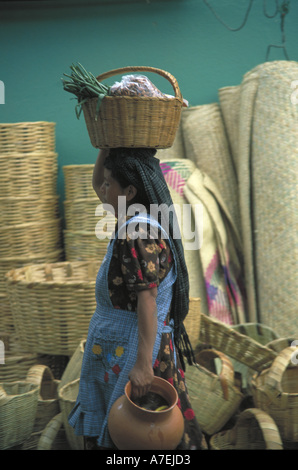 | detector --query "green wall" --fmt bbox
[0,0,297,211]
